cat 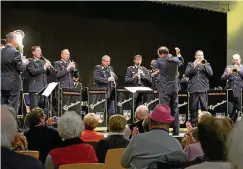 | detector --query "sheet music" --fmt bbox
[125,87,153,93]
[42,82,58,97]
